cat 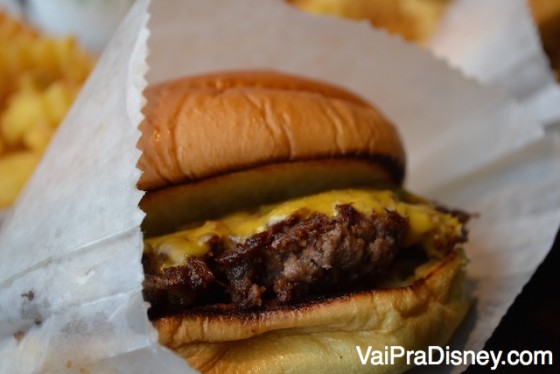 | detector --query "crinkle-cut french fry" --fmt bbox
[23,121,55,152]
[1,82,48,145]
[288,0,448,44]
[0,10,94,208]
[1,80,78,147]
[43,81,78,124]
